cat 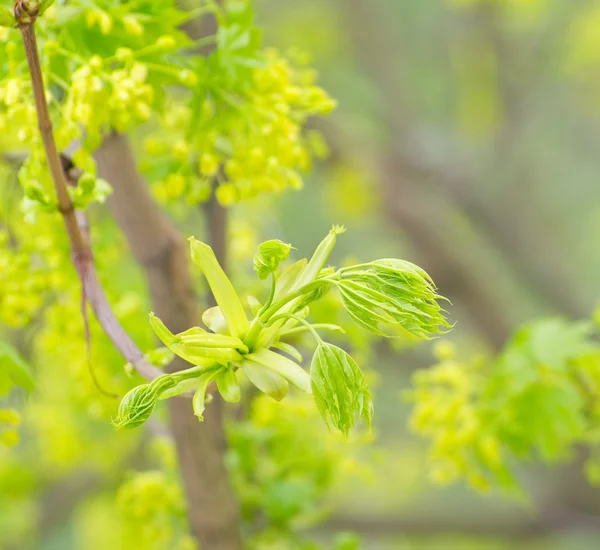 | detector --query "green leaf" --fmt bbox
[193,369,222,420]
[0,342,34,395]
[253,239,293,280]
[202,306,229,335]
[310,343,372,435]
[274,258,307,297]
[149,313,243,365]
[0,7,15,28]
[241,360,289,401]
[294,225,345,289]
[113,374,177,429]
[271,341,303,363]
[244,348,311,393]
[216,368,241,403]
[71,174,112,210]
[178,326,248,352]
[189,237,249,338]
[337,259,450,339]
[247,295,262,316]
[39,0,56,15]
